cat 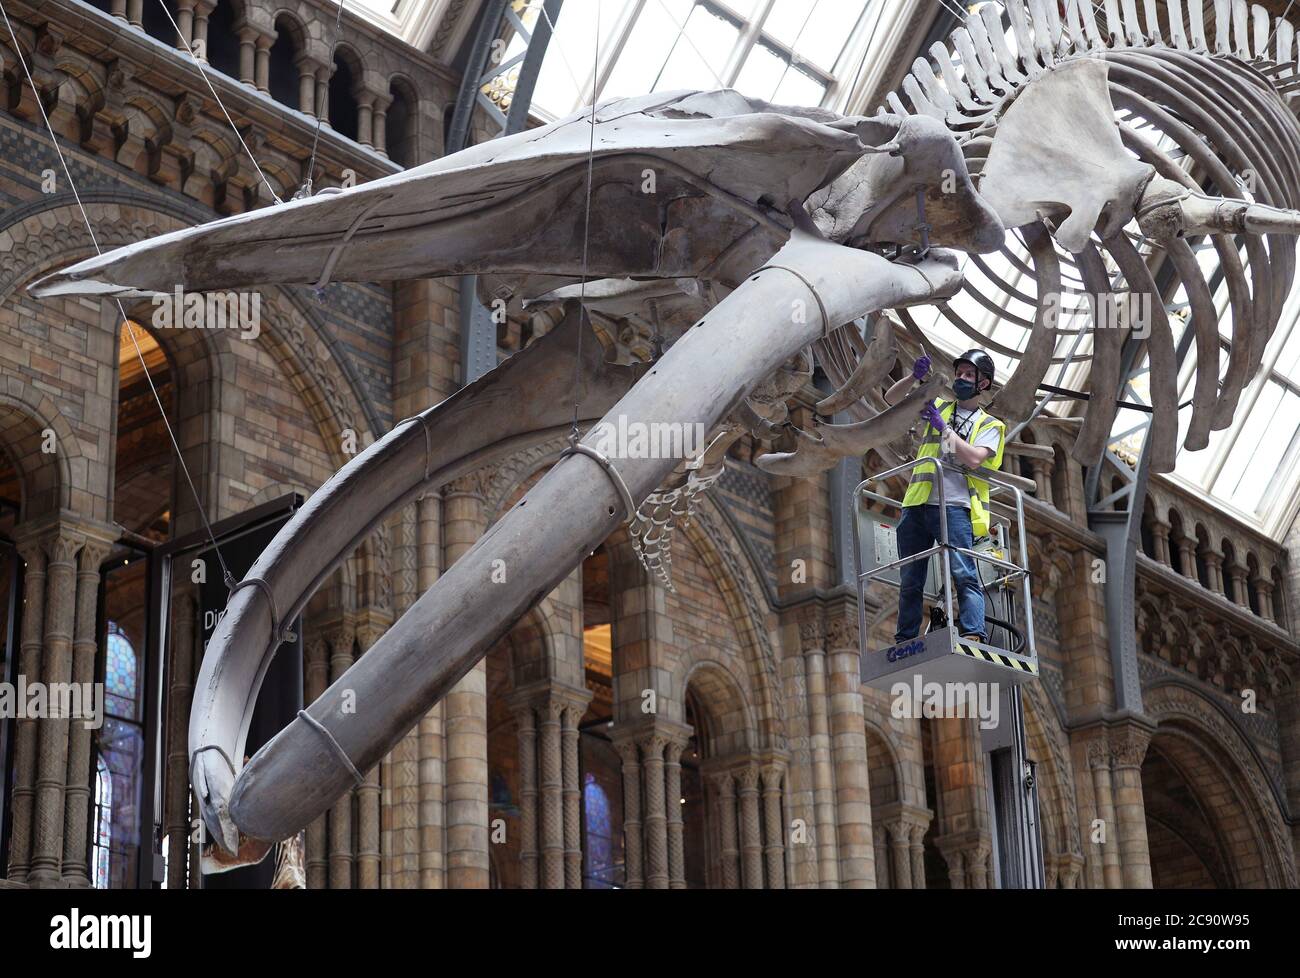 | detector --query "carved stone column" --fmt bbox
[1202,550,1225,596]
[873,830,890,888]
[935,831,991,889]
[235,25,258,86]
[761,763,787,889]
[192,1,214,59]
[111,0,127,20]
[1110,725,1153,888]
[357,92,376,148]
[799,618,840,887]
[314,66,330,126]
[909,821,928,889]
[5,539,46,882]
[1176,536,1198,580]
[372,95,391,158]
[303,634,329,888]
[664,739,686,888]
[326,616,356,889]
[876,804,930,889]
[442,477,489,889]
[164,590,198,888]
[62,536,113,886]
[615,740,643,889]
[176,0,196,48]
[1226,563,1249,606]
[1149,521,1172,566]
[354,618,387,889]
[736,764,764,888]
[709,771,740,889]
[827,608,874,888]
[641,734,669,889]
[885,819,913,889]
[1029,457,1053,506]
[538,699,564,888]
[415,491,445,889]
[513,703,538,888]
[1087,739,1123,889]
[1251,573,1275,622]
[254,33,272,93]
[28,530,82,888]
[562,703,584,888]
[295,55,318,115]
